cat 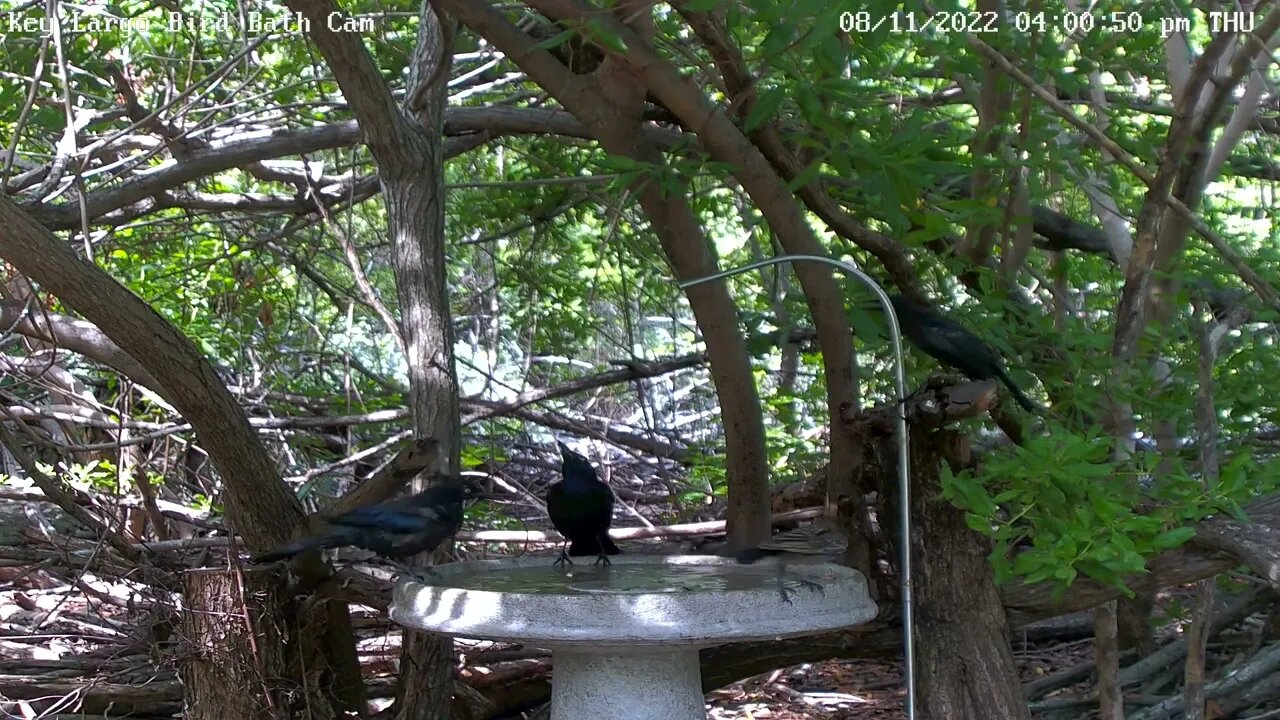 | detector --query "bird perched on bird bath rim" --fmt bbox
[734,517,849,604]
[547,441,620,567]
[253,474,482,579]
